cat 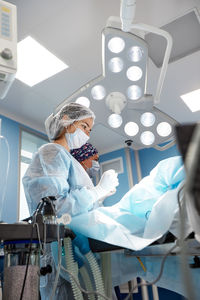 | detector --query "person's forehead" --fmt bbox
[82,153,98,162]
